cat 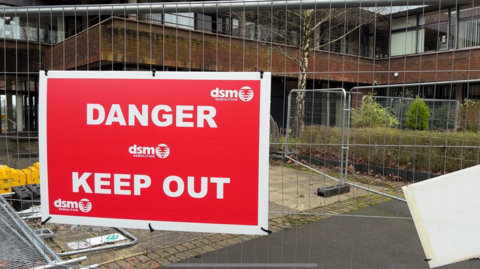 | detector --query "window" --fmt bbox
[390,15,418,56]
[458,4,480,48]
[389,10,453,56]
[0,17,23,40]
[392,15,417,30]
[145,13,162,24]
[232,19,239,35]
[369,21,390,58]
[215,17,223,34]
[245,22,255,39]
[449,9,457,49]
[195,14,212,32]
[257,24,272,41]
[391,30,417,56]
[165,13,194,30]
[418,10,449,52]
